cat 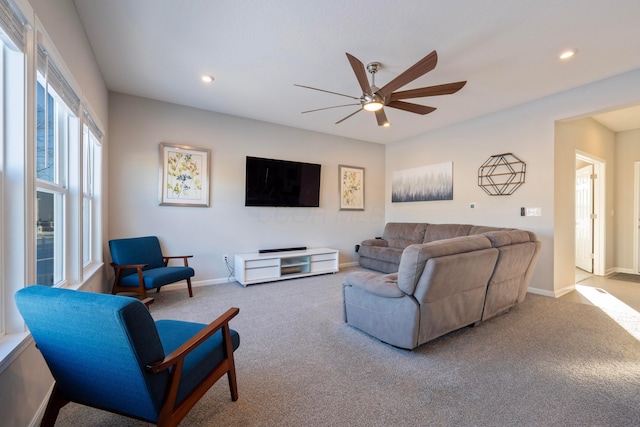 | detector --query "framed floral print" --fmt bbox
[159,143,210,207]
[339,165,364,210]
